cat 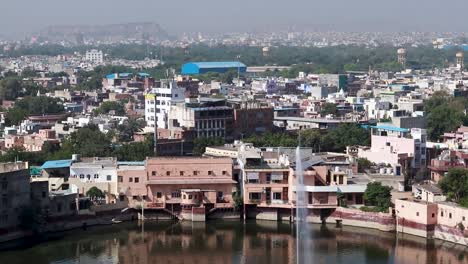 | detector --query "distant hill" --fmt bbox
[37,22,170,43]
